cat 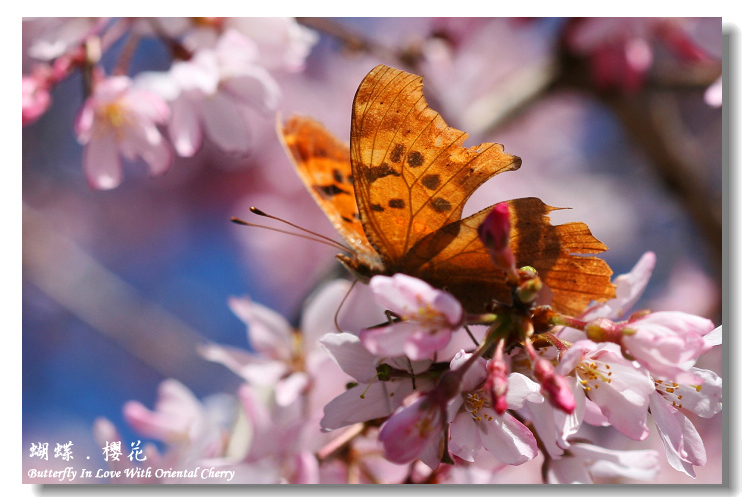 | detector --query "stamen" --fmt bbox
[576,359,614,394]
